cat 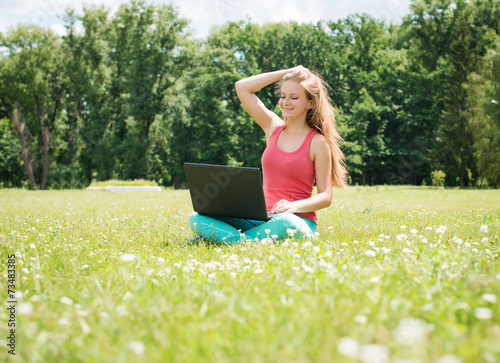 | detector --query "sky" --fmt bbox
[0,0,413,38]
